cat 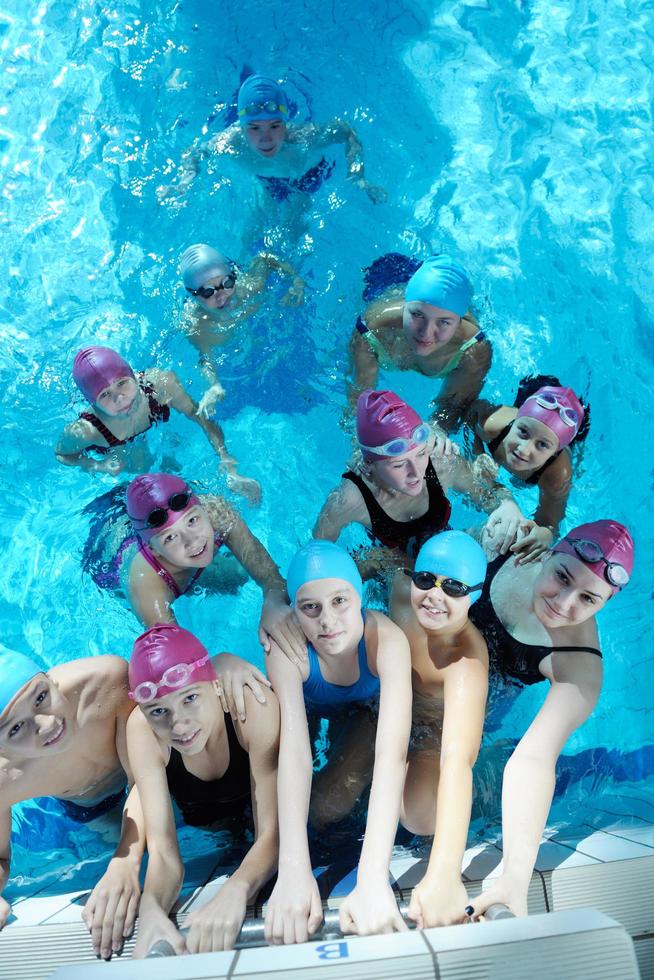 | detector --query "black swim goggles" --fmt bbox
[404,569,483,598]
[139,491,193,530]
[564,538,630,588]
[186,274,237,299]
